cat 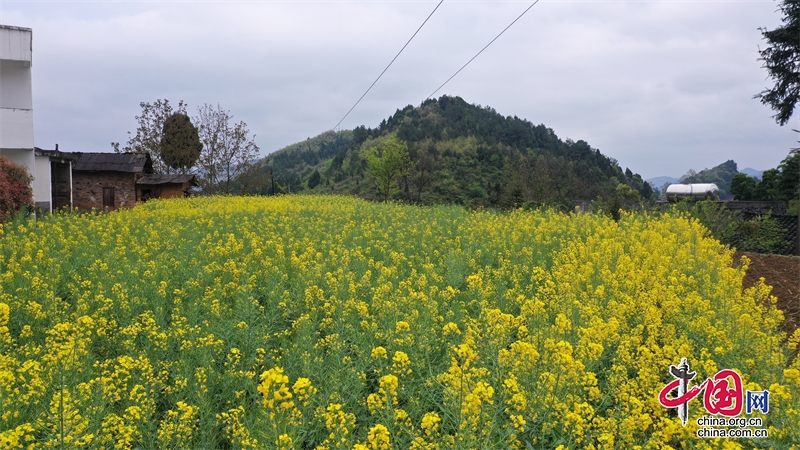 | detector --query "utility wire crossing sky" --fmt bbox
[427,0,540,100]
[334,0,444,131]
